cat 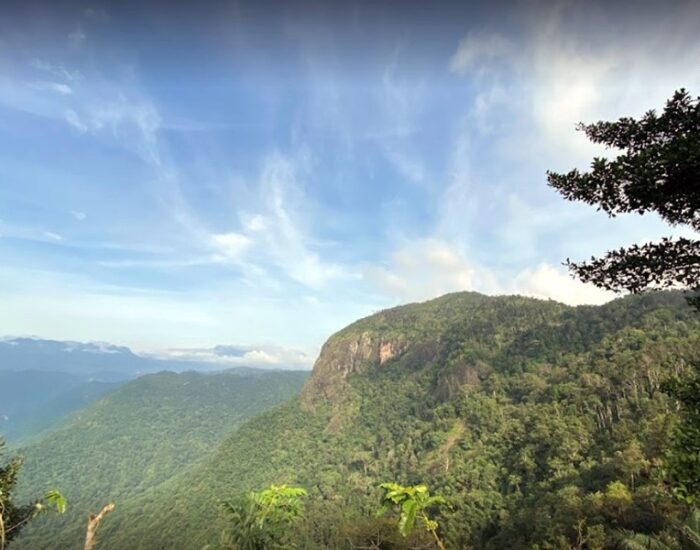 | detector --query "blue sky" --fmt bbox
[1,0,698,367]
